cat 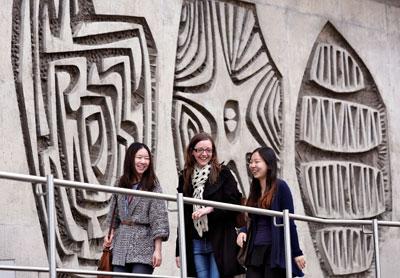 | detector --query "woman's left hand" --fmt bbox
[294,255,306,270]
[192,207,214,220]
[152,249,162,268]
